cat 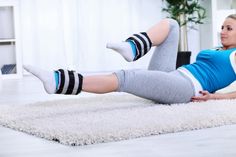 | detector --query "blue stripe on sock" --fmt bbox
[127,41,136,57]
[54,71,59,89]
